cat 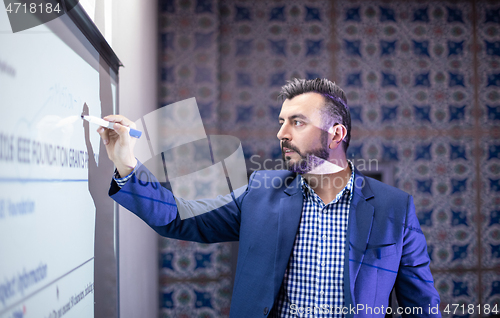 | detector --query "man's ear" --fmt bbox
[328,124,347,149]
